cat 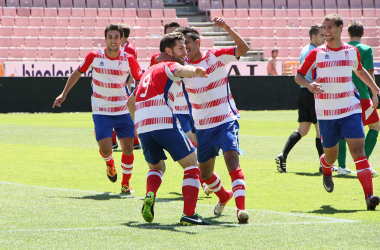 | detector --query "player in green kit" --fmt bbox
[337,21,379,176]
